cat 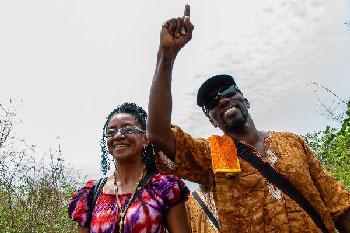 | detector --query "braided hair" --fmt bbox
[100,102,157,175]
